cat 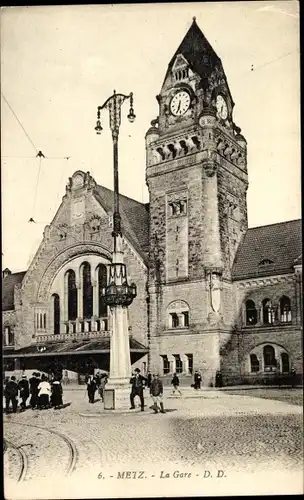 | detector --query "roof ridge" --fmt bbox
[96,184,147,207]
[248,219,301,230]
[4,270,27,276]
